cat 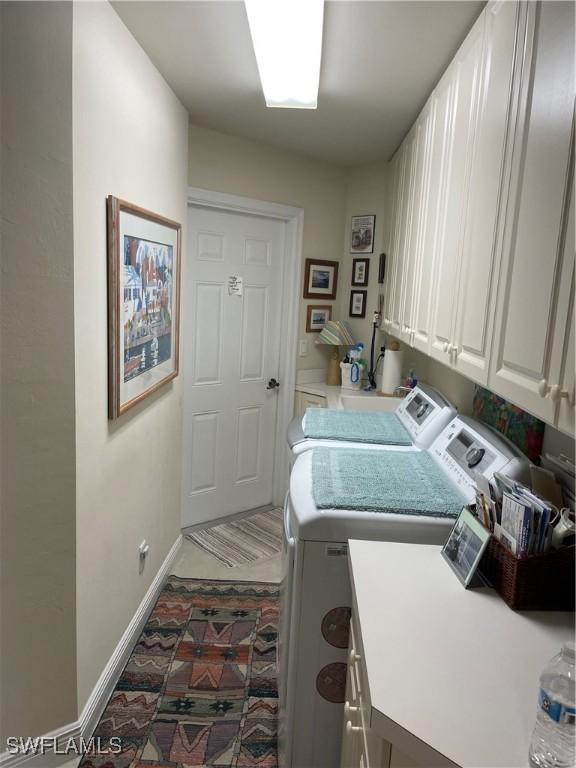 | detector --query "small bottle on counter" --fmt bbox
[529,642,575,768]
